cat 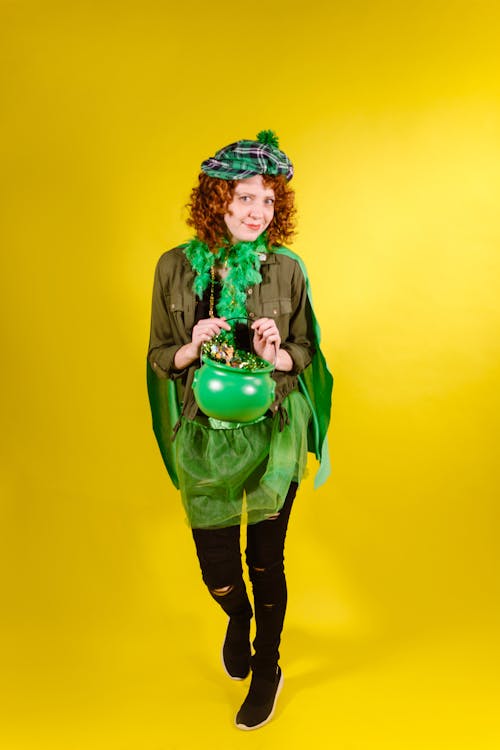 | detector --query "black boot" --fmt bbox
[249,561,287,673]
[235,663,284,730]
[209,580,253,680]
[222,612,252,680]
[236,562,288,728]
